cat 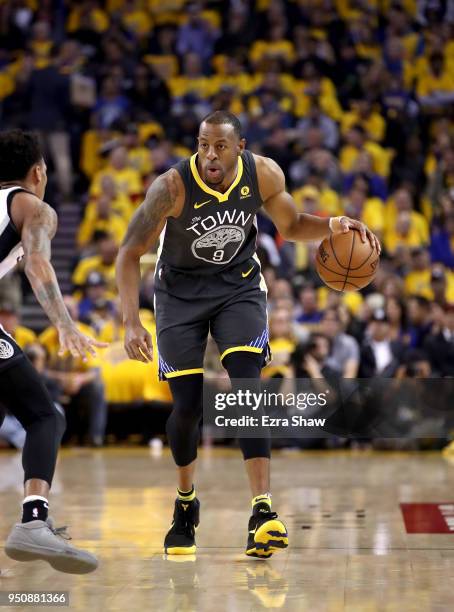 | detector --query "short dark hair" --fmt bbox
[201,110,242,138]
[0,130,43,182]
